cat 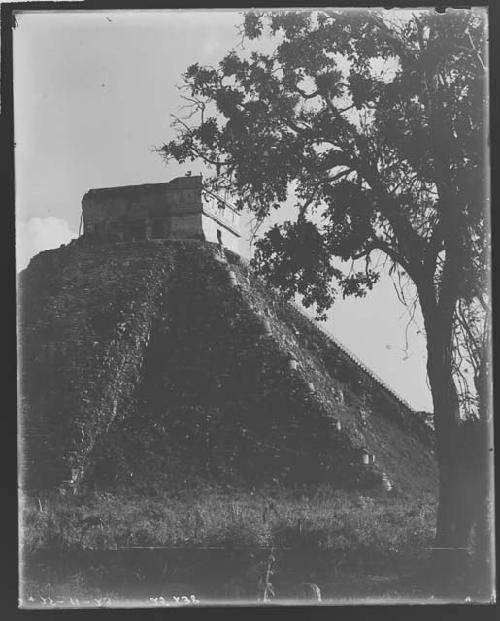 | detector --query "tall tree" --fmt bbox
[161,8,491,581]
